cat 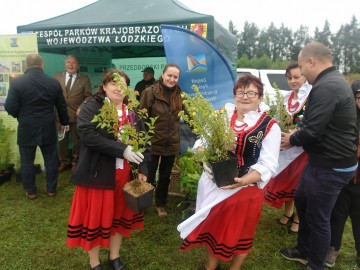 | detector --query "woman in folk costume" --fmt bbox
[66,69,149,270]
[264,62,311,233]
[178,74,281,270]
